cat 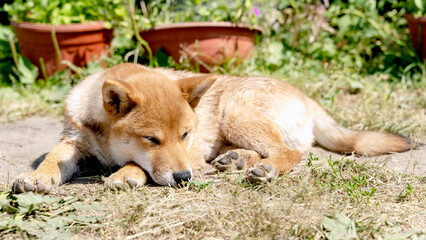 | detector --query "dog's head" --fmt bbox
[102,66,216,186]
